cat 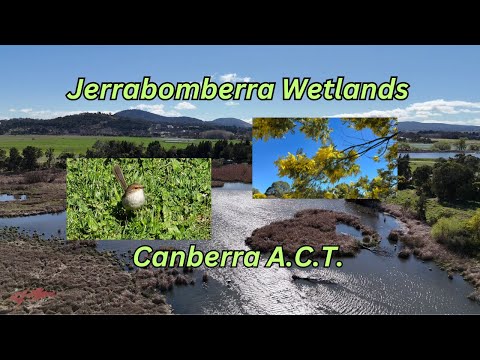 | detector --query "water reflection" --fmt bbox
[1,187,479,314]
[0,194,27,201]
[0,211,66,238]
